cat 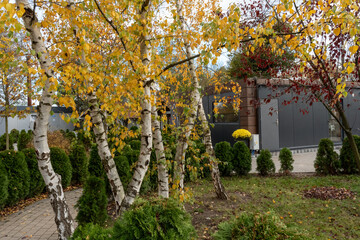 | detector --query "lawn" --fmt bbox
[186,175,360,239]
